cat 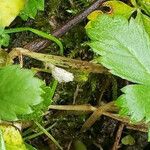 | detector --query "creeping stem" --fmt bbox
[4,27,63,55]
